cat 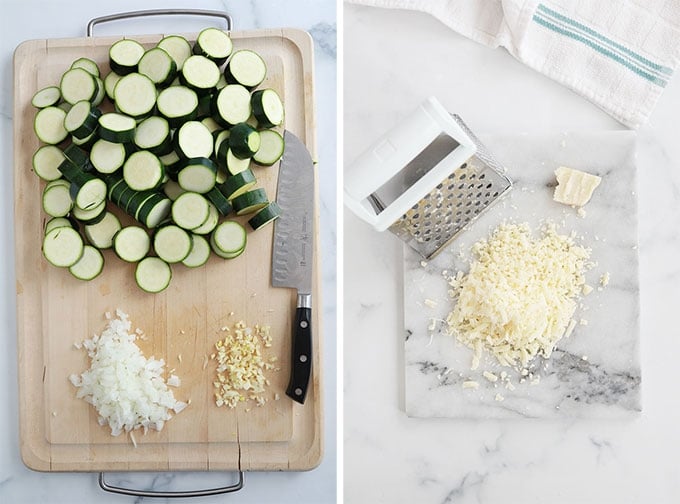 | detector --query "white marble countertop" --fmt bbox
[344,4,680,503]
[0,0,336,502]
